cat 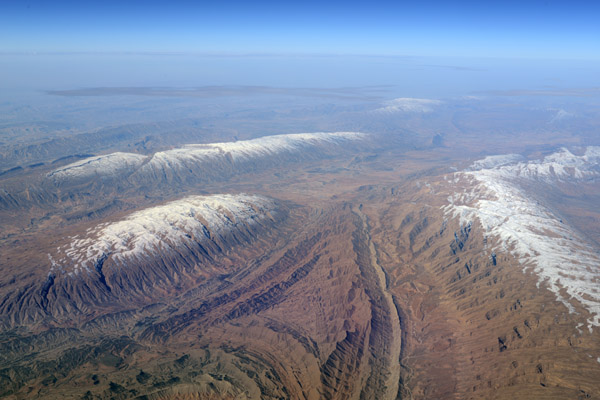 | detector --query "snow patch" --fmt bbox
[375,98,442,113]
[550,109,574,123]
